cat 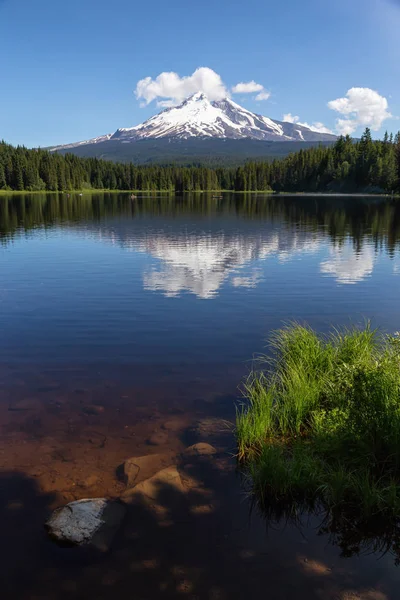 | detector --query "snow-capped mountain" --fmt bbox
[51,93,336,151]
[113,92,314,141]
